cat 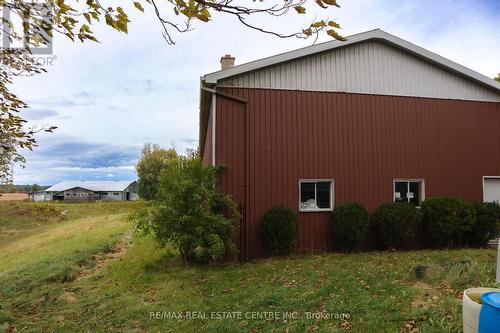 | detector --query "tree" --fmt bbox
[495,74,500,82]
[136,143,178,200]
[31,184,42,192]
[2,0,345,47]
[1,50,57,184]
[130,153,240,263]
[0,183,45,192]
[0,137,21,186]
[1,0,345,182]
